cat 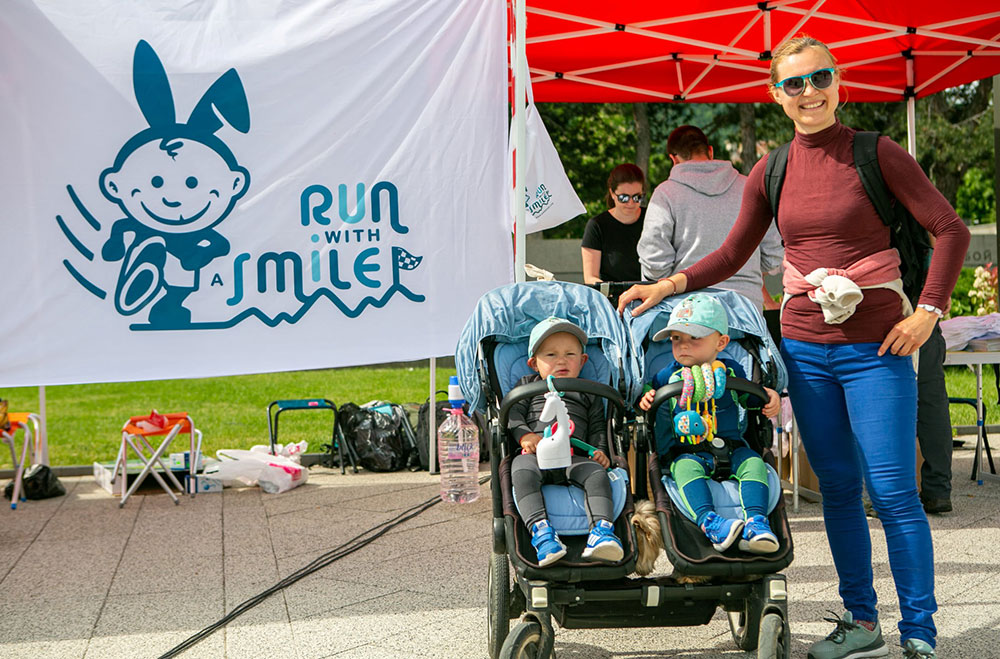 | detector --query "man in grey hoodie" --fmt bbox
[637,125,783,309]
